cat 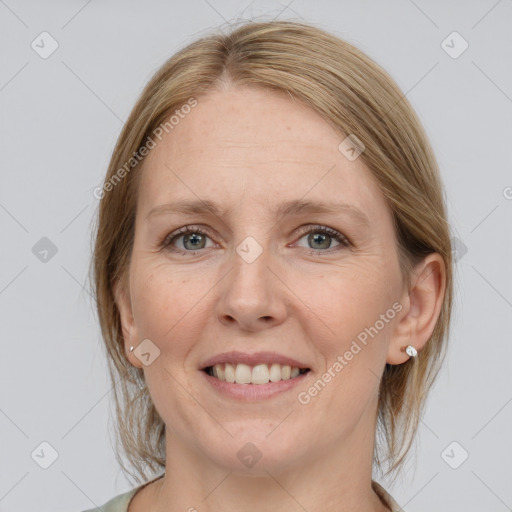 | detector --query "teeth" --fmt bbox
[251,364,270,385]
[225,363,235,383]
[269,363,282,382]
[235,363,252,384]
[209,362,306,384]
